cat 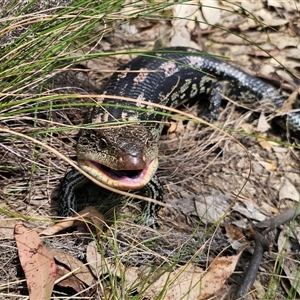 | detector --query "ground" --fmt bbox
[0,1,300,299]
